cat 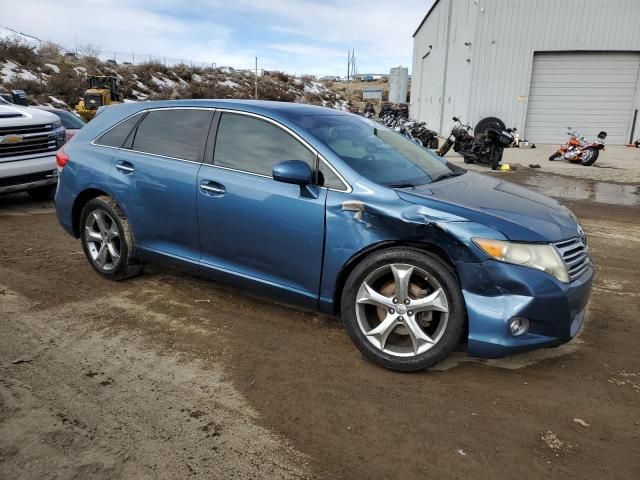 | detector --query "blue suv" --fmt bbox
[54,100,593,371]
